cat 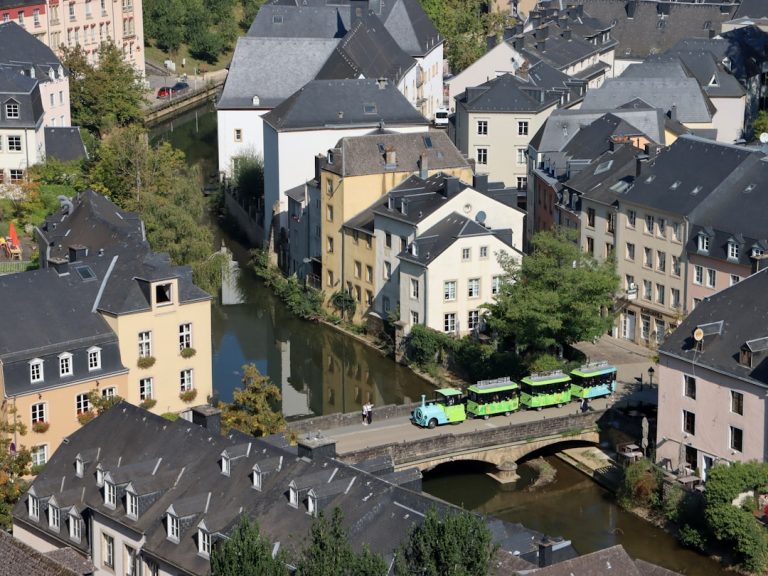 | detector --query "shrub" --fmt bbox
[31,421,50,434]
[77,411,96,426]
[678,524,706,551]
[179,389,198,403]
[30,464,45,476]
[619,459,662,509]
[180,347,196,359]
[139,398,157,410]
[161,412,179,421]
[251,250,323,320]
[137,356,156,369]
